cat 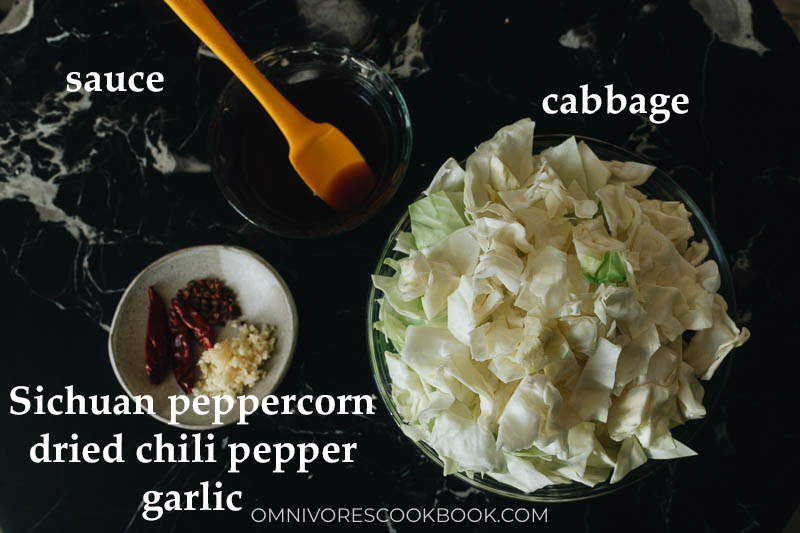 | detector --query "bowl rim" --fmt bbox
[107,244,299,430]
[207,41,413,239]
[365,133,737,502]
